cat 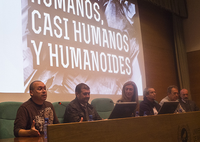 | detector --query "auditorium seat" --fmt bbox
[91,98,114,119]
[0,102,22,139]
[53,102,70,123]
